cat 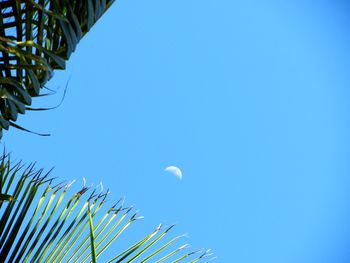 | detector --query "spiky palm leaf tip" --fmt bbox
[0,0,115,139]
[0,153,213,262]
